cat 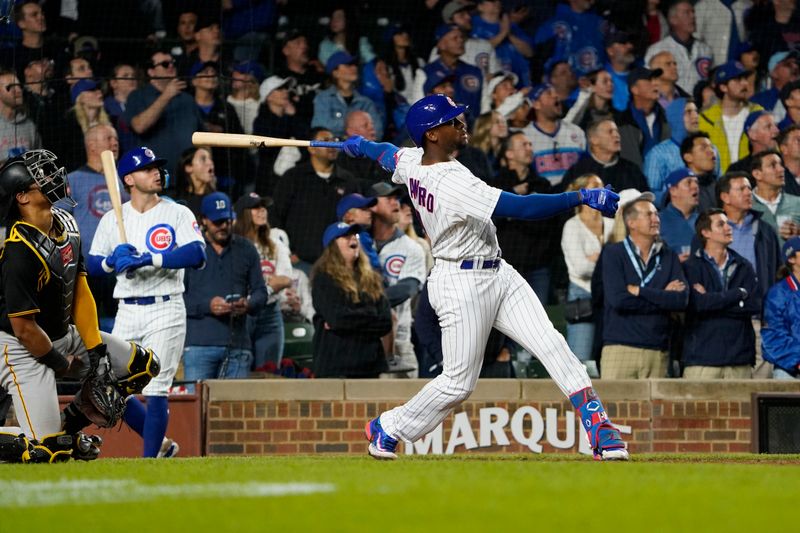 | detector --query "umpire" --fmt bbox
[0,150,160,463]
